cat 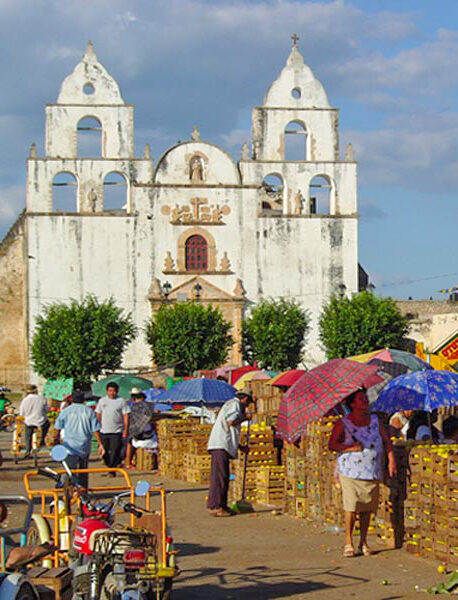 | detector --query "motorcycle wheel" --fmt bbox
[15,582,38,600]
